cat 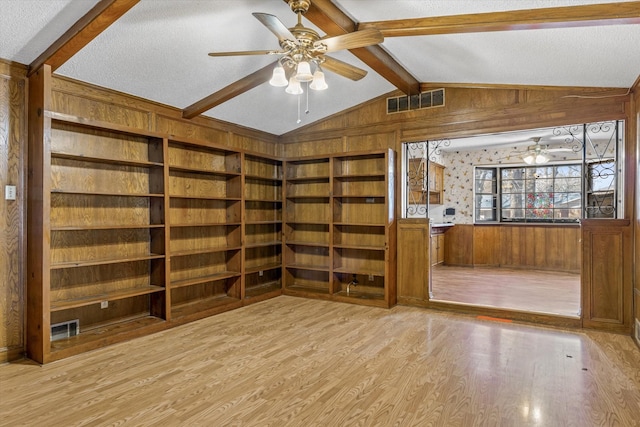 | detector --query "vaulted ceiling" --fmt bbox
[2,0,639,136]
